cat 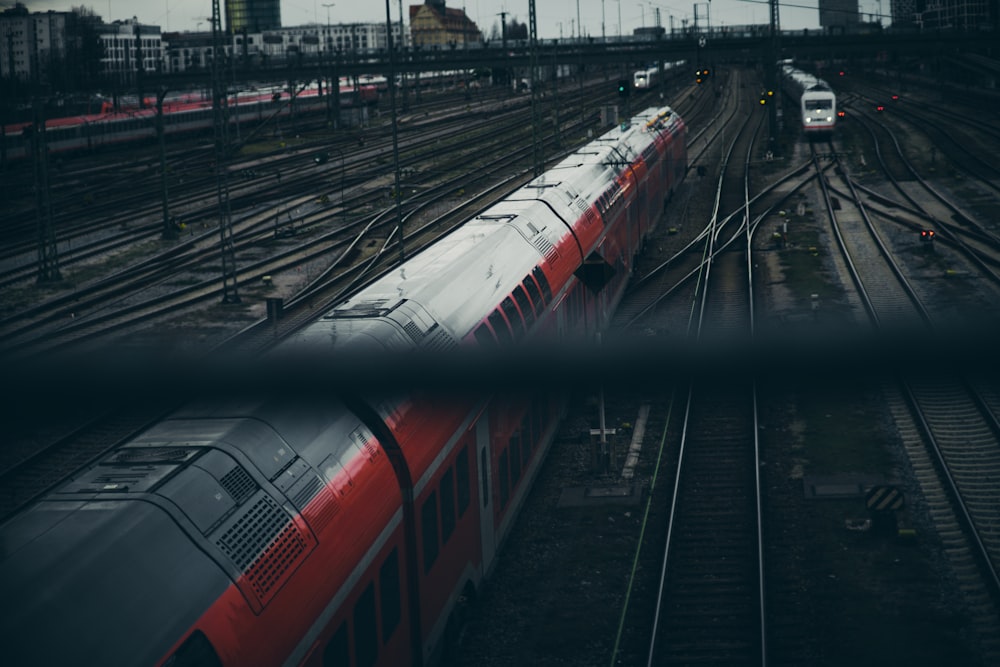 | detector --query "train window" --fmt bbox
[440,468,456,544]
[163,630,222,667]
[511,286,536,329]
[322,623,349,667]
[522,277,544,315]
[498,449,510,510]
[500,297,525,339]
[480,448,489,509]
[421,491,439,573]
[473,322,497,347]
[532,267,553,302]
[456,445,470,517]
[379,548,401,643]
[354,583,378,667]
[488,310,513,345]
